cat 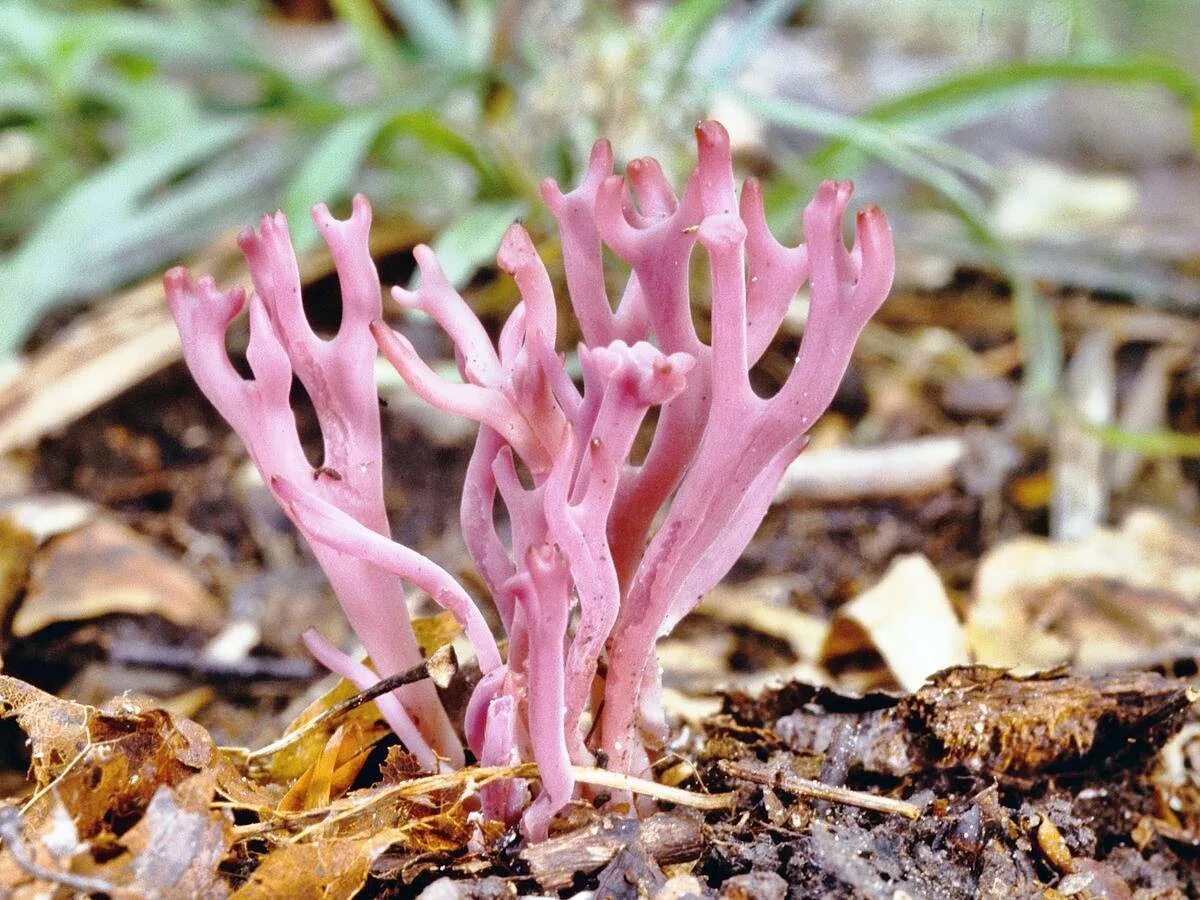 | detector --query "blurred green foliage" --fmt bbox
[1,0,1197,410]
